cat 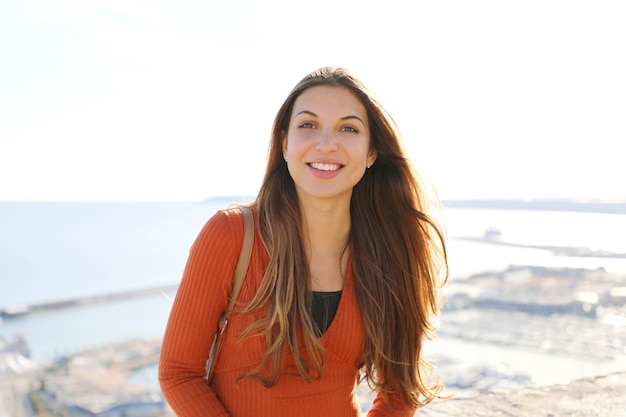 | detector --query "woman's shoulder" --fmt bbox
[192,205,255,251]
[218,205,253,221]
[212,204,255,227]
